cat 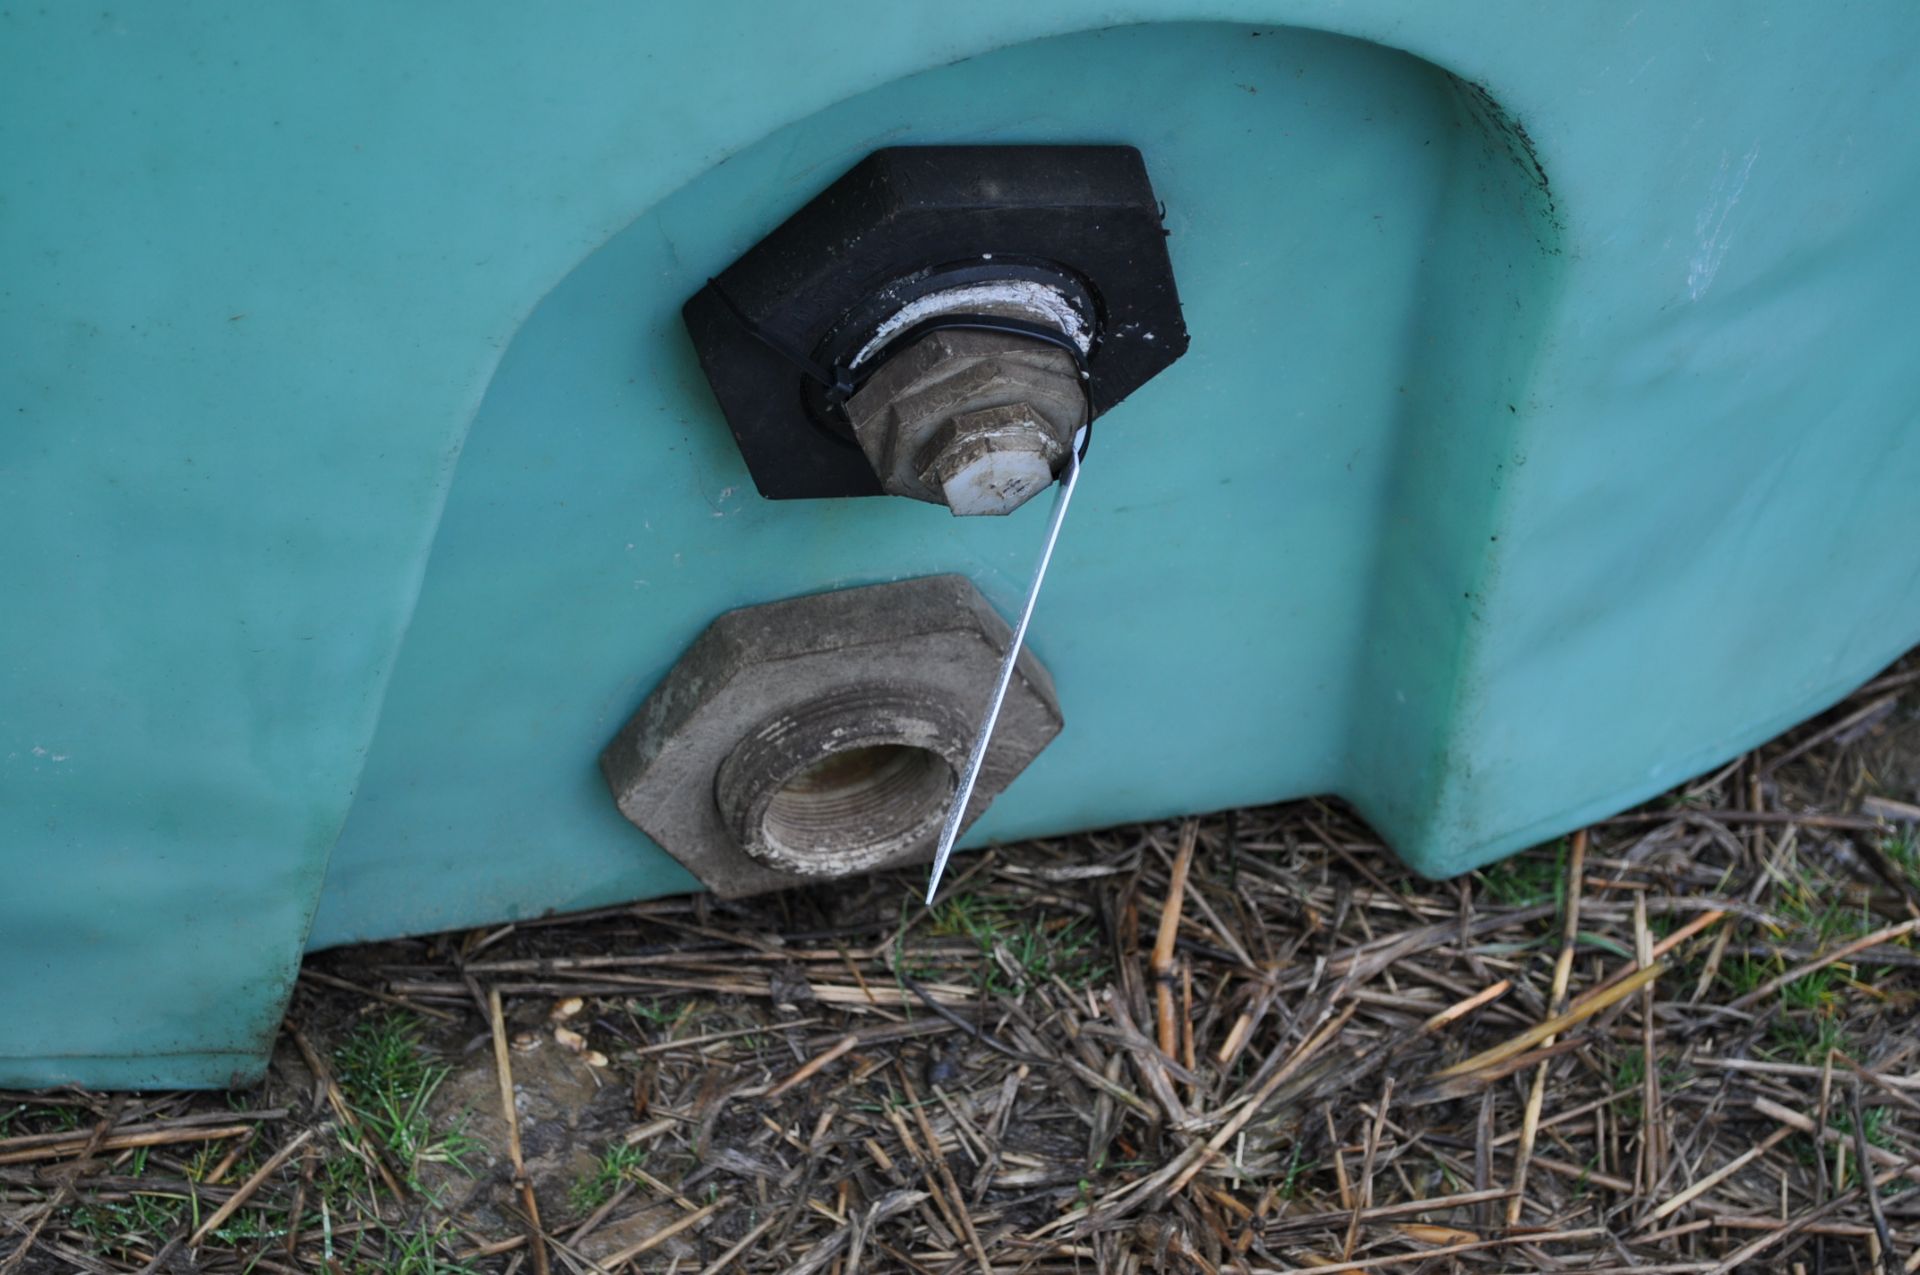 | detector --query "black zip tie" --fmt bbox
[706,278,855,401]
